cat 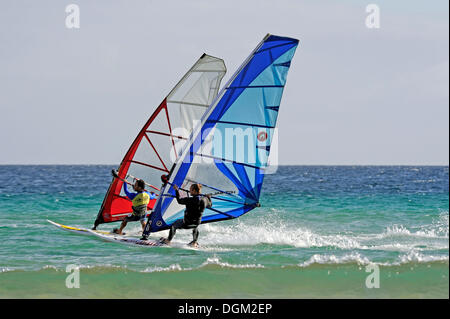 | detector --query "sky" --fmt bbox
[0,0,448,165]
